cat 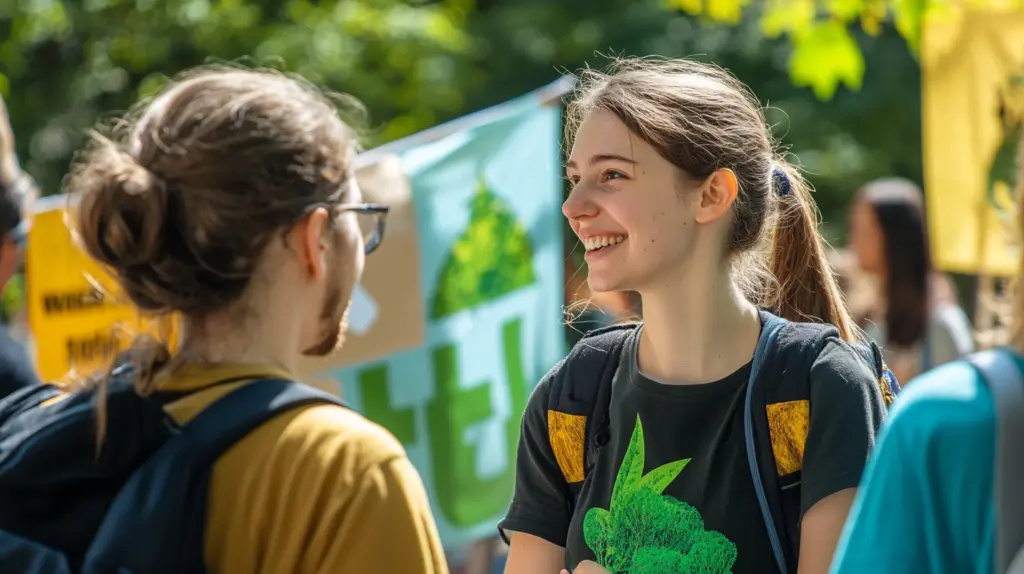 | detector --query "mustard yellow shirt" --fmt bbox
[160,363,448,574]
